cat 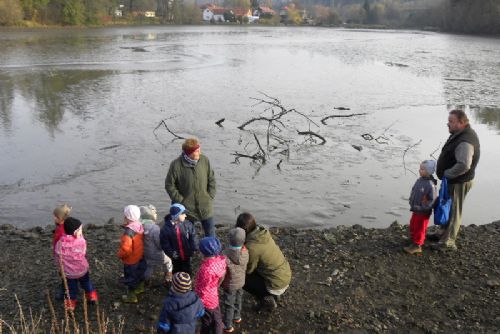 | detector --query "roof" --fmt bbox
[259,6,275,14]
[231,7,251,16]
